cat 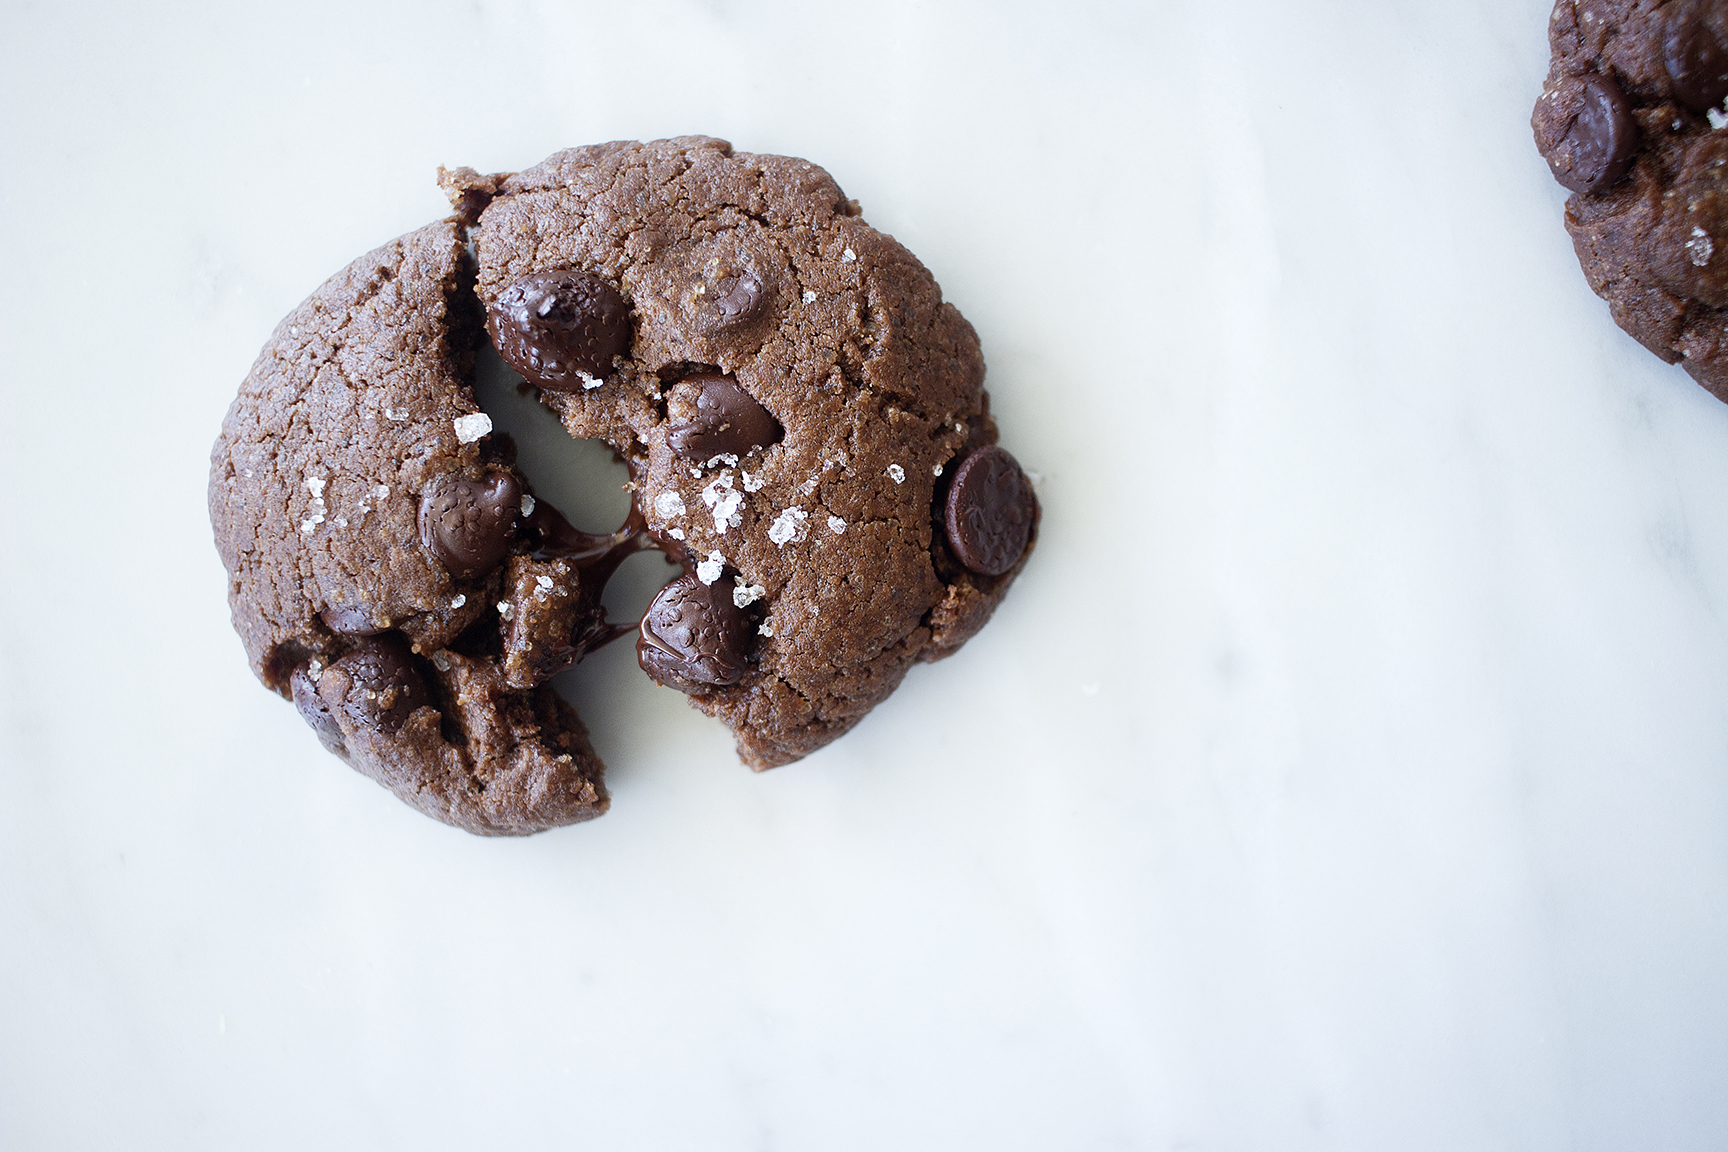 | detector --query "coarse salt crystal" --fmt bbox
[887,463,905,484]
[497,600,514,621]
[768,505,809,547]
[654,491,686,517]
[579,371,605,390]
[451,595,467,609]
[827,515,846,535]
[758,623,775,637]
[453,413,493,443]
[668,527,685,540]
[536,574,554,593]
[1711,106,1728,131]
[696,551,725,585]
[932,463,943,477]
[802,290,816,304]
[306,659,324,683]
[733,576,767,608]
[520,494,536,517]
[842,247,856,263]
[1691,226,1716,267]
[741,471,765,493]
